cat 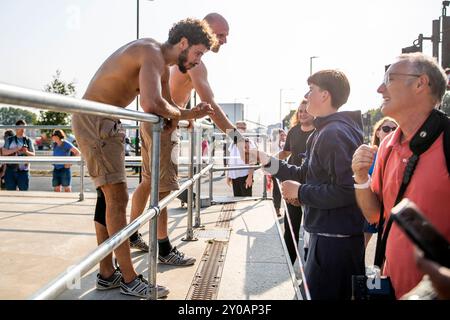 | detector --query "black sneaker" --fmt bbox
[96,268,122,290]
[158,246,196,266]
[120,274,169,298]
[130,233,149,252]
